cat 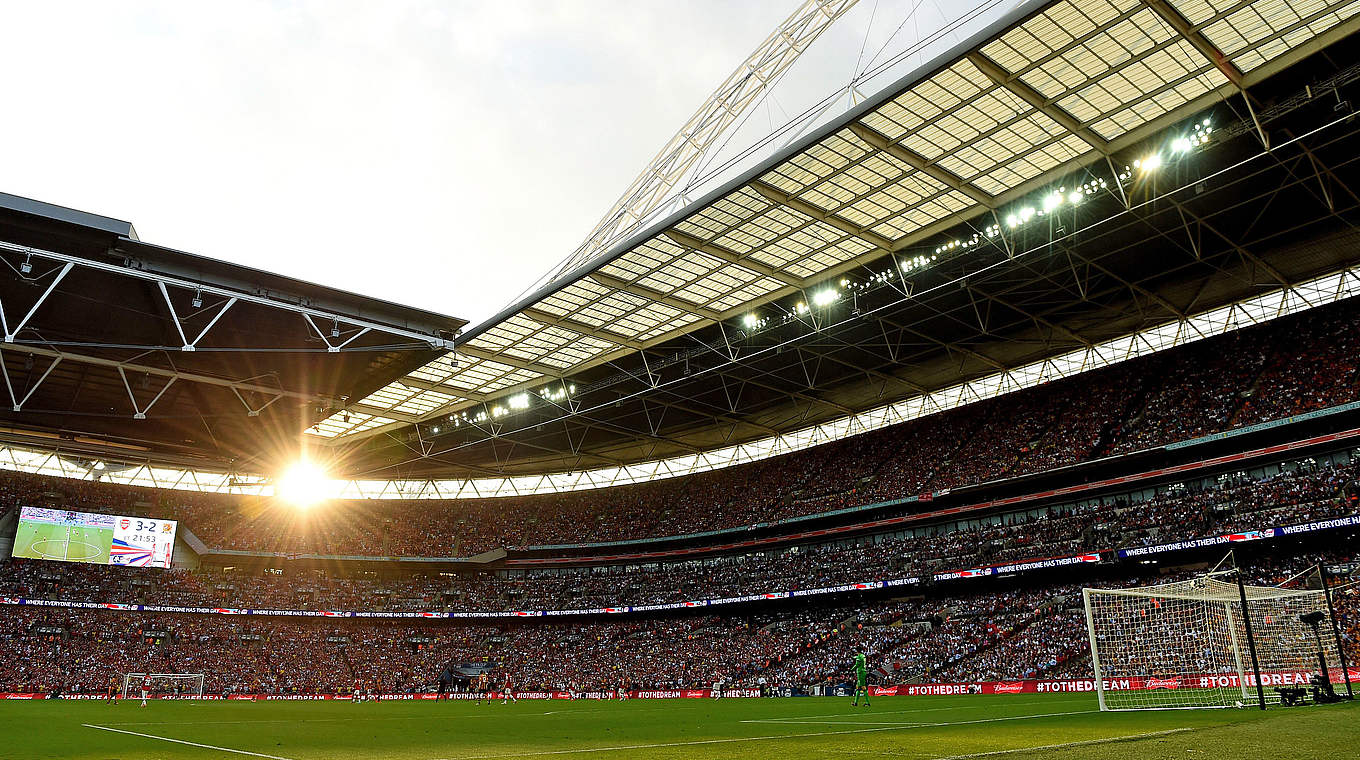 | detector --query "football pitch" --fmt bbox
[10,521,112,564]
[1,694,1356,760]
